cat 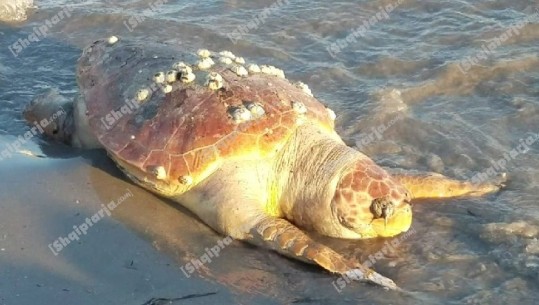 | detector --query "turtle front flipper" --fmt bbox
[246,217,400,291]
[391,172,506,199]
